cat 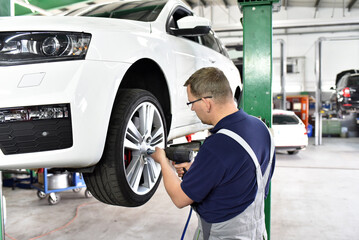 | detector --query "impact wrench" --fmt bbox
[147,141,201,176]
